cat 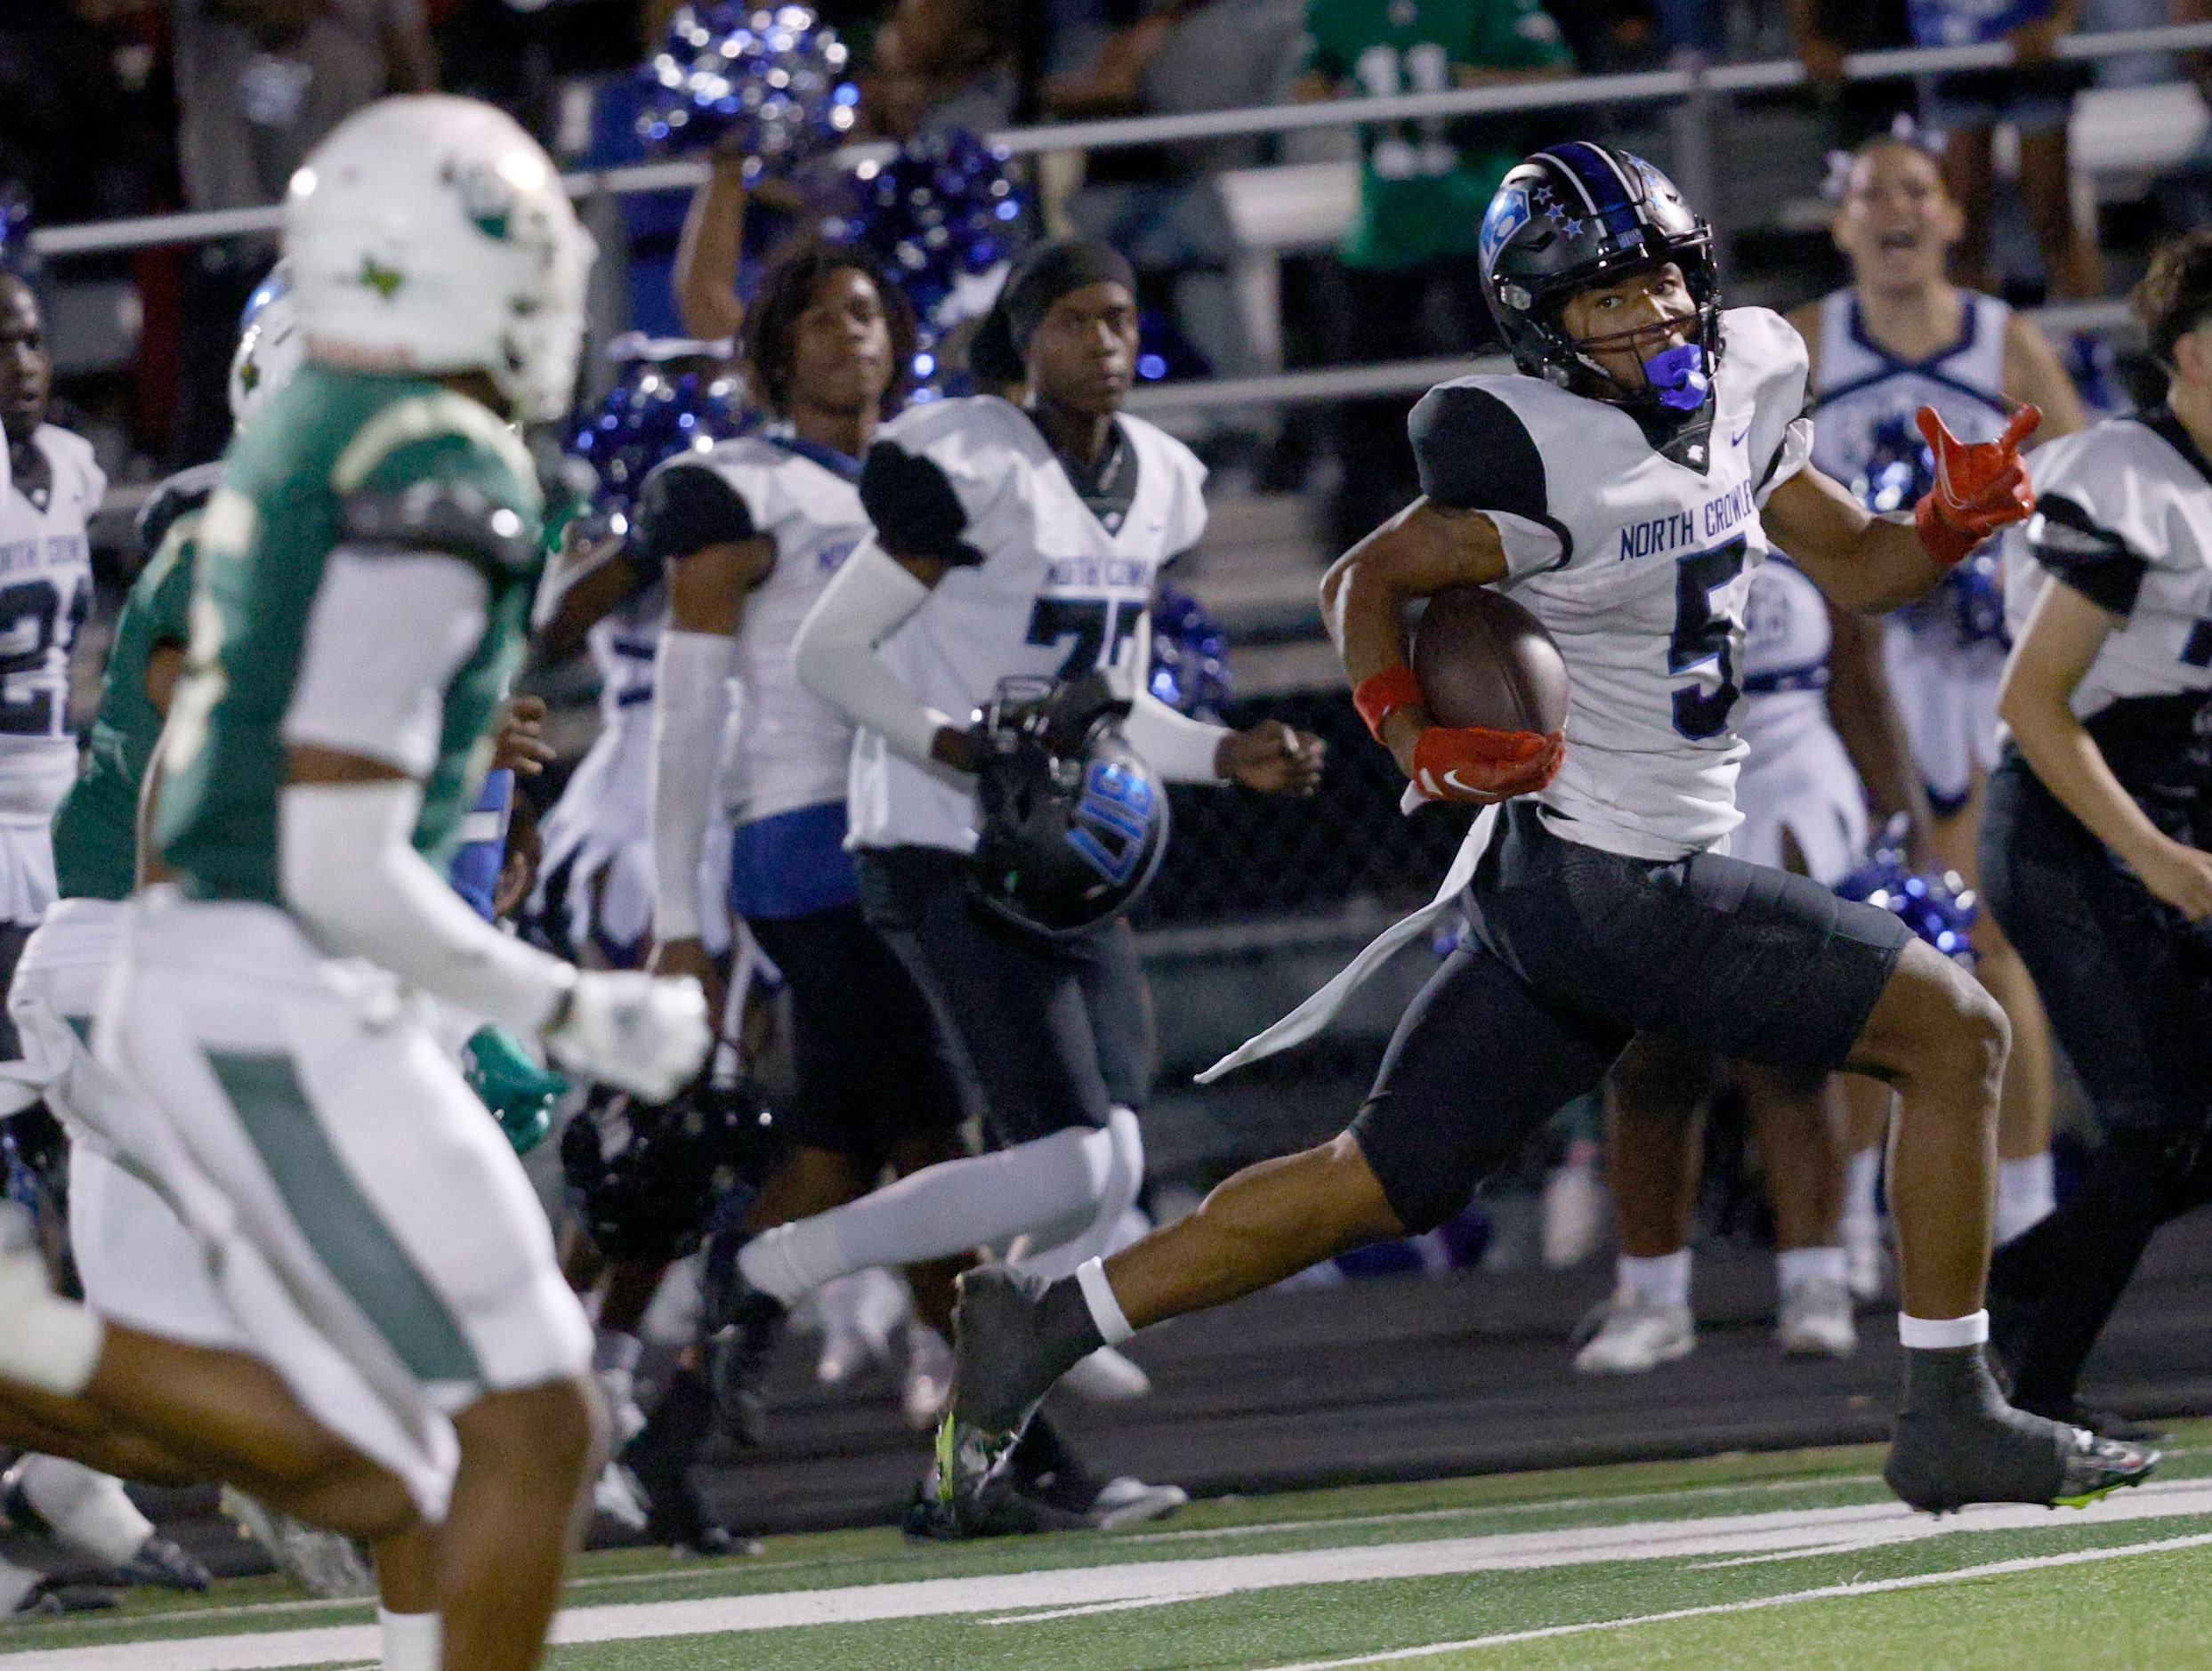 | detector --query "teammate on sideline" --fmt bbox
[723,239,1320,1519]
[938,143,2155,1525]
[0,98,710,1671]
[1577,559,1930,1371]
[1789,134,2085,1261]
[637,243,973,1429]
[1979,231,2212,1437]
